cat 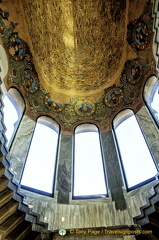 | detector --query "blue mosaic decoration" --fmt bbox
[22,70,39,93]
[105,88,123,108]
[9,32,26,61]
